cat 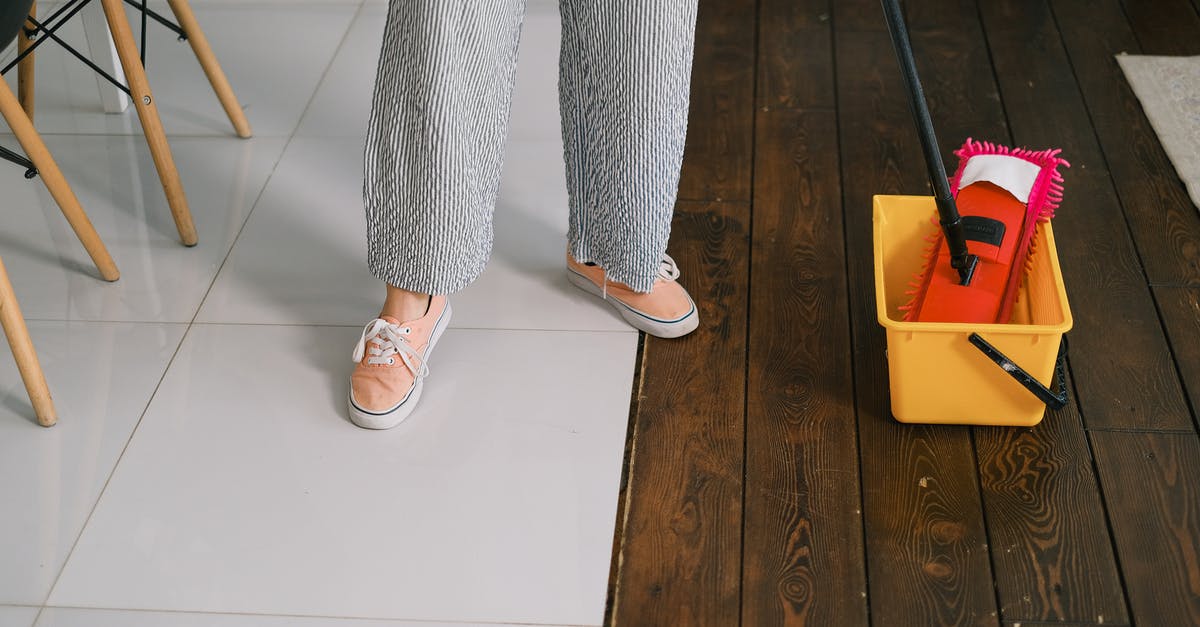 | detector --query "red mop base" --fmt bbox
[901,140,1068,324]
